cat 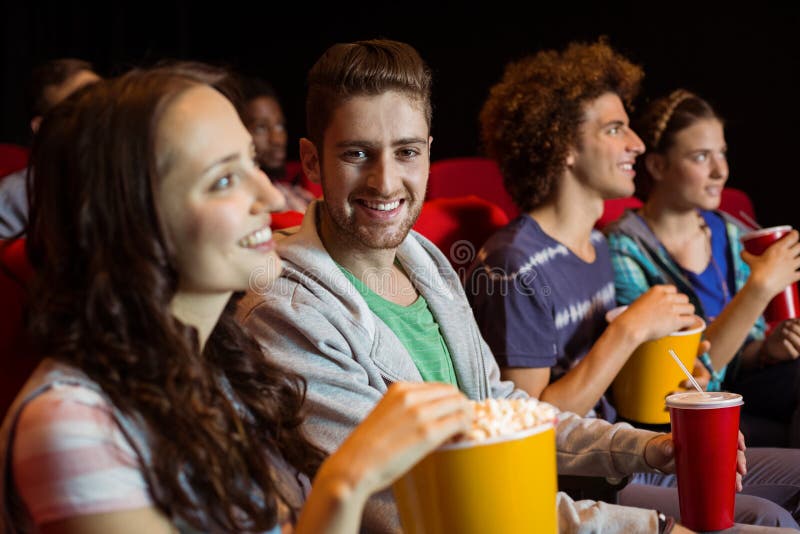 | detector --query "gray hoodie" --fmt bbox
[238,201,661,533]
